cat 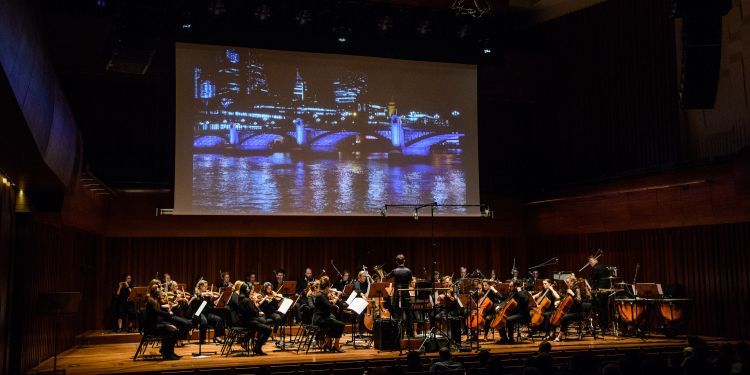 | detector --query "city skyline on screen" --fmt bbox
[175,44,480,215]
